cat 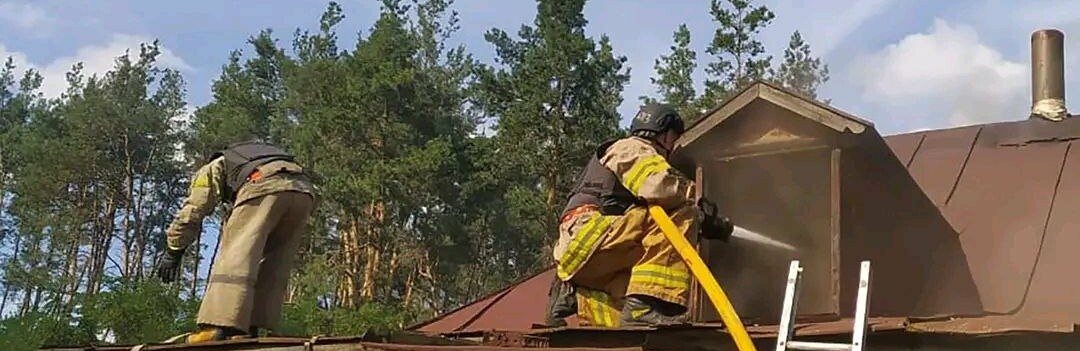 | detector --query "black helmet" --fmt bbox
[630,103,684,139]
